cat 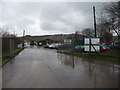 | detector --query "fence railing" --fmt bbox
[2,37,22,58]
